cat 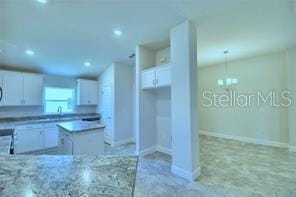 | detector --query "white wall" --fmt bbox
[156,47,170,65]
[135,46,157,154]
[287,47,296,148]
[155,47,172,151]
[156,88,171,150]
[198,52,289,144]
[0,75,97,118]
[114,63,134,142]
